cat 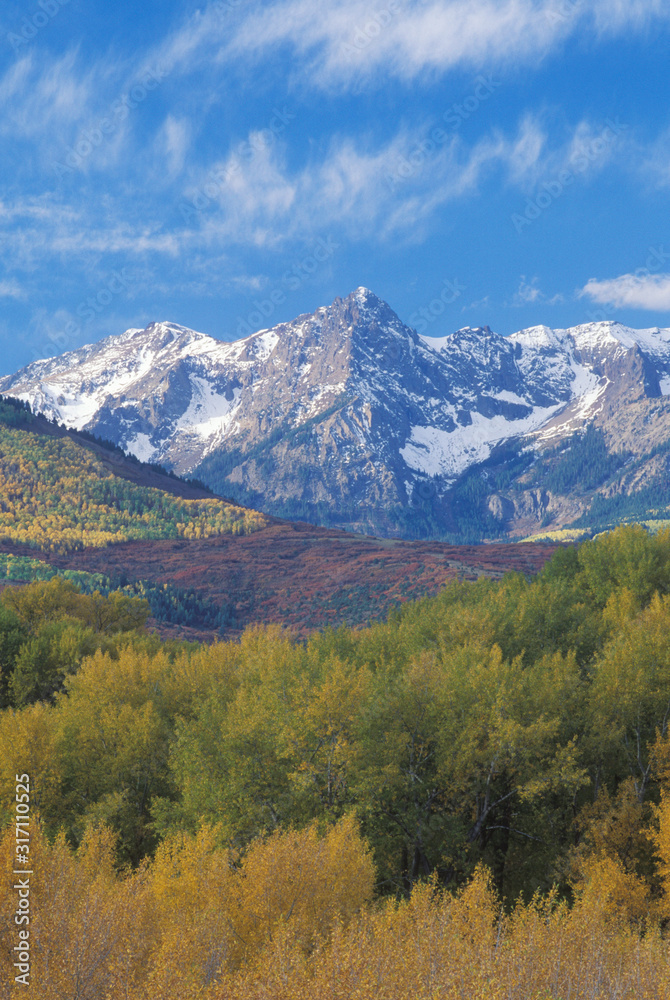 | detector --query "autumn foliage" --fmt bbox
[3,821,670,999]
[4,524,670,995]
[0,816,375,999]
[0,421,266,553]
